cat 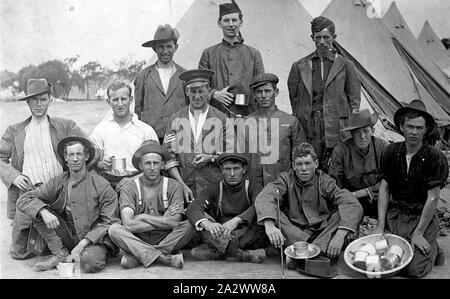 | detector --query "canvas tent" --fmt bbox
[382,2,450,114]
[166,0,316,113]
[417,21,450,78]
[322,0,450,128]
